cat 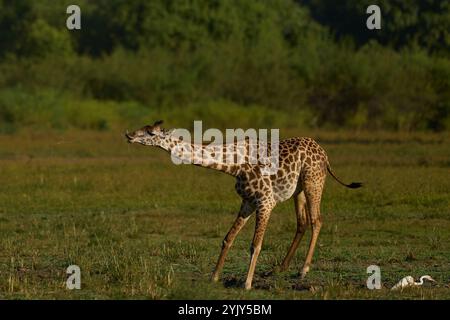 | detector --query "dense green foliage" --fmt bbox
[0,0,449,131]
[303,0,450,55]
